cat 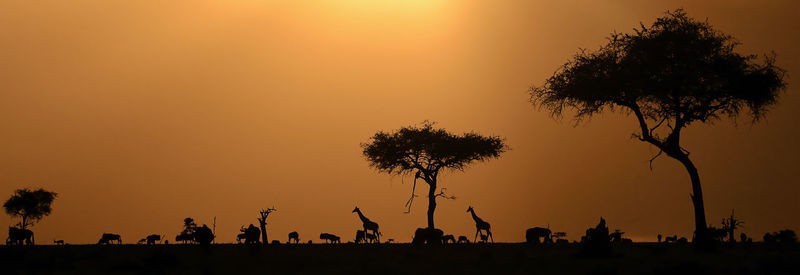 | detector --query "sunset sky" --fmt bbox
[1,0,798,244]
